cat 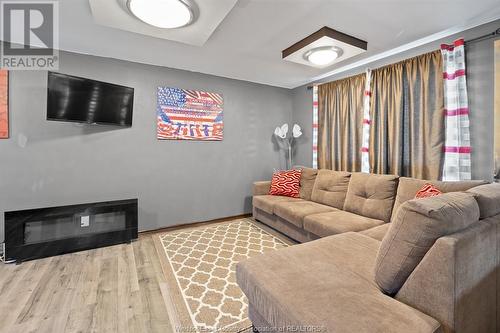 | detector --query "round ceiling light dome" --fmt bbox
[304,46,343,66]
[128,0,195,29]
